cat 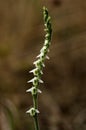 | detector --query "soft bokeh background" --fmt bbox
[0,0,86,130]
